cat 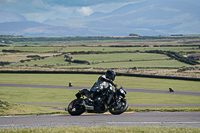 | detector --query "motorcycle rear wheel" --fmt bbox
[109,98,128,115]
[68,99,85,116]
